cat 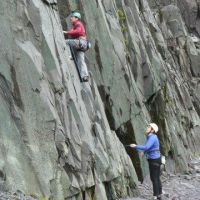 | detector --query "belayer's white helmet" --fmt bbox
[71,12,81,19]
[149,123,159,133]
